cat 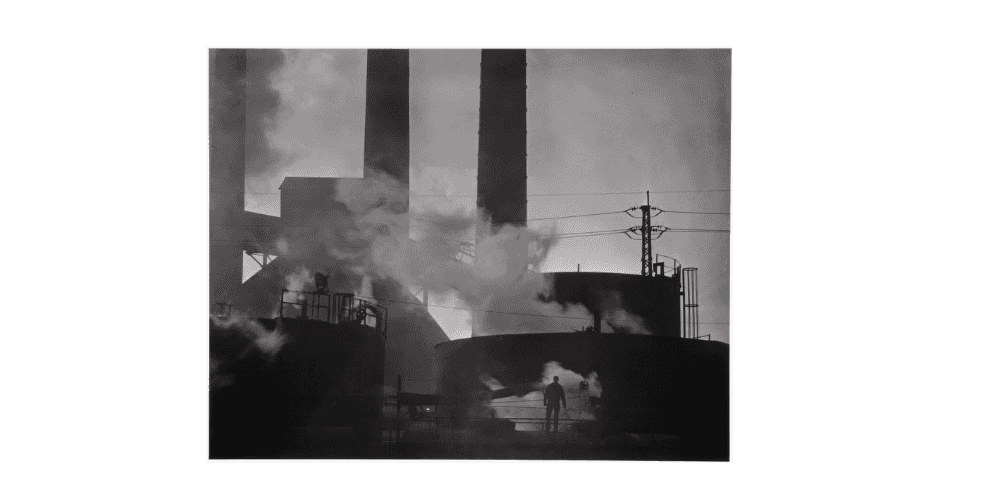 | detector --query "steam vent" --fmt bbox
[209,48,730,460]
